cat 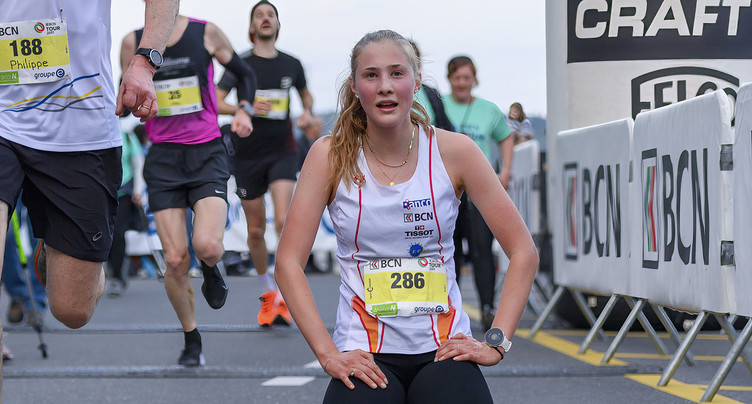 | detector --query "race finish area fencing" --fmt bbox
[527,87,752,402]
